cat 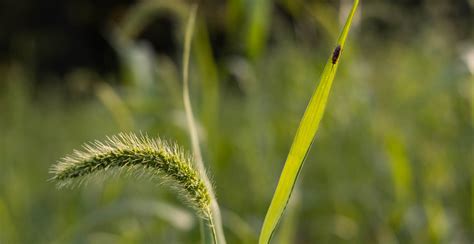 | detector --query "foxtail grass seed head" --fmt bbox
[50,133,211,216]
